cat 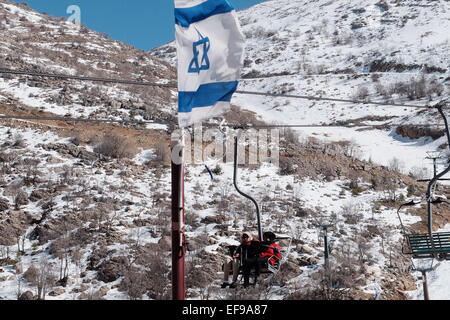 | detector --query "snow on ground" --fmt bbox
[0,124,158,300]
[294,126,446,175]
[1,2,43,24]
[227,3,450,292]
[0,0,449,300]
[178,156,429,299]
[0,78,85,117]
[229,96,450,298]
[0,117,446,300]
